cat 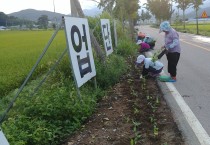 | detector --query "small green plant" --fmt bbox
[146,95,153,101]
[150,104,158,113]
[156,96,159,104]
[133,121,140,132]
[141,77,147,92]
[131,89,138,97]
[151,48,164,62]
[125,117,130,123]
[131,120,142,145]
[127,78,133,84]
[134,107,140,114]
[149,114,155,123]
[153,123,159,137]
[130,138,134,145]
